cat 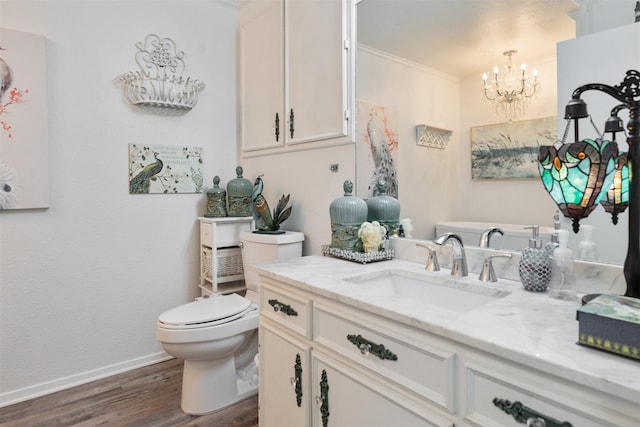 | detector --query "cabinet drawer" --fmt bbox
[200,219,253,248]
[313,300,456,413]
[260,281,312,340]
[462,349,639,427]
